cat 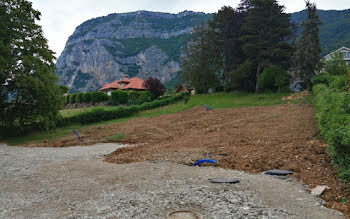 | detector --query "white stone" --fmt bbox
[311,185,330,196]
